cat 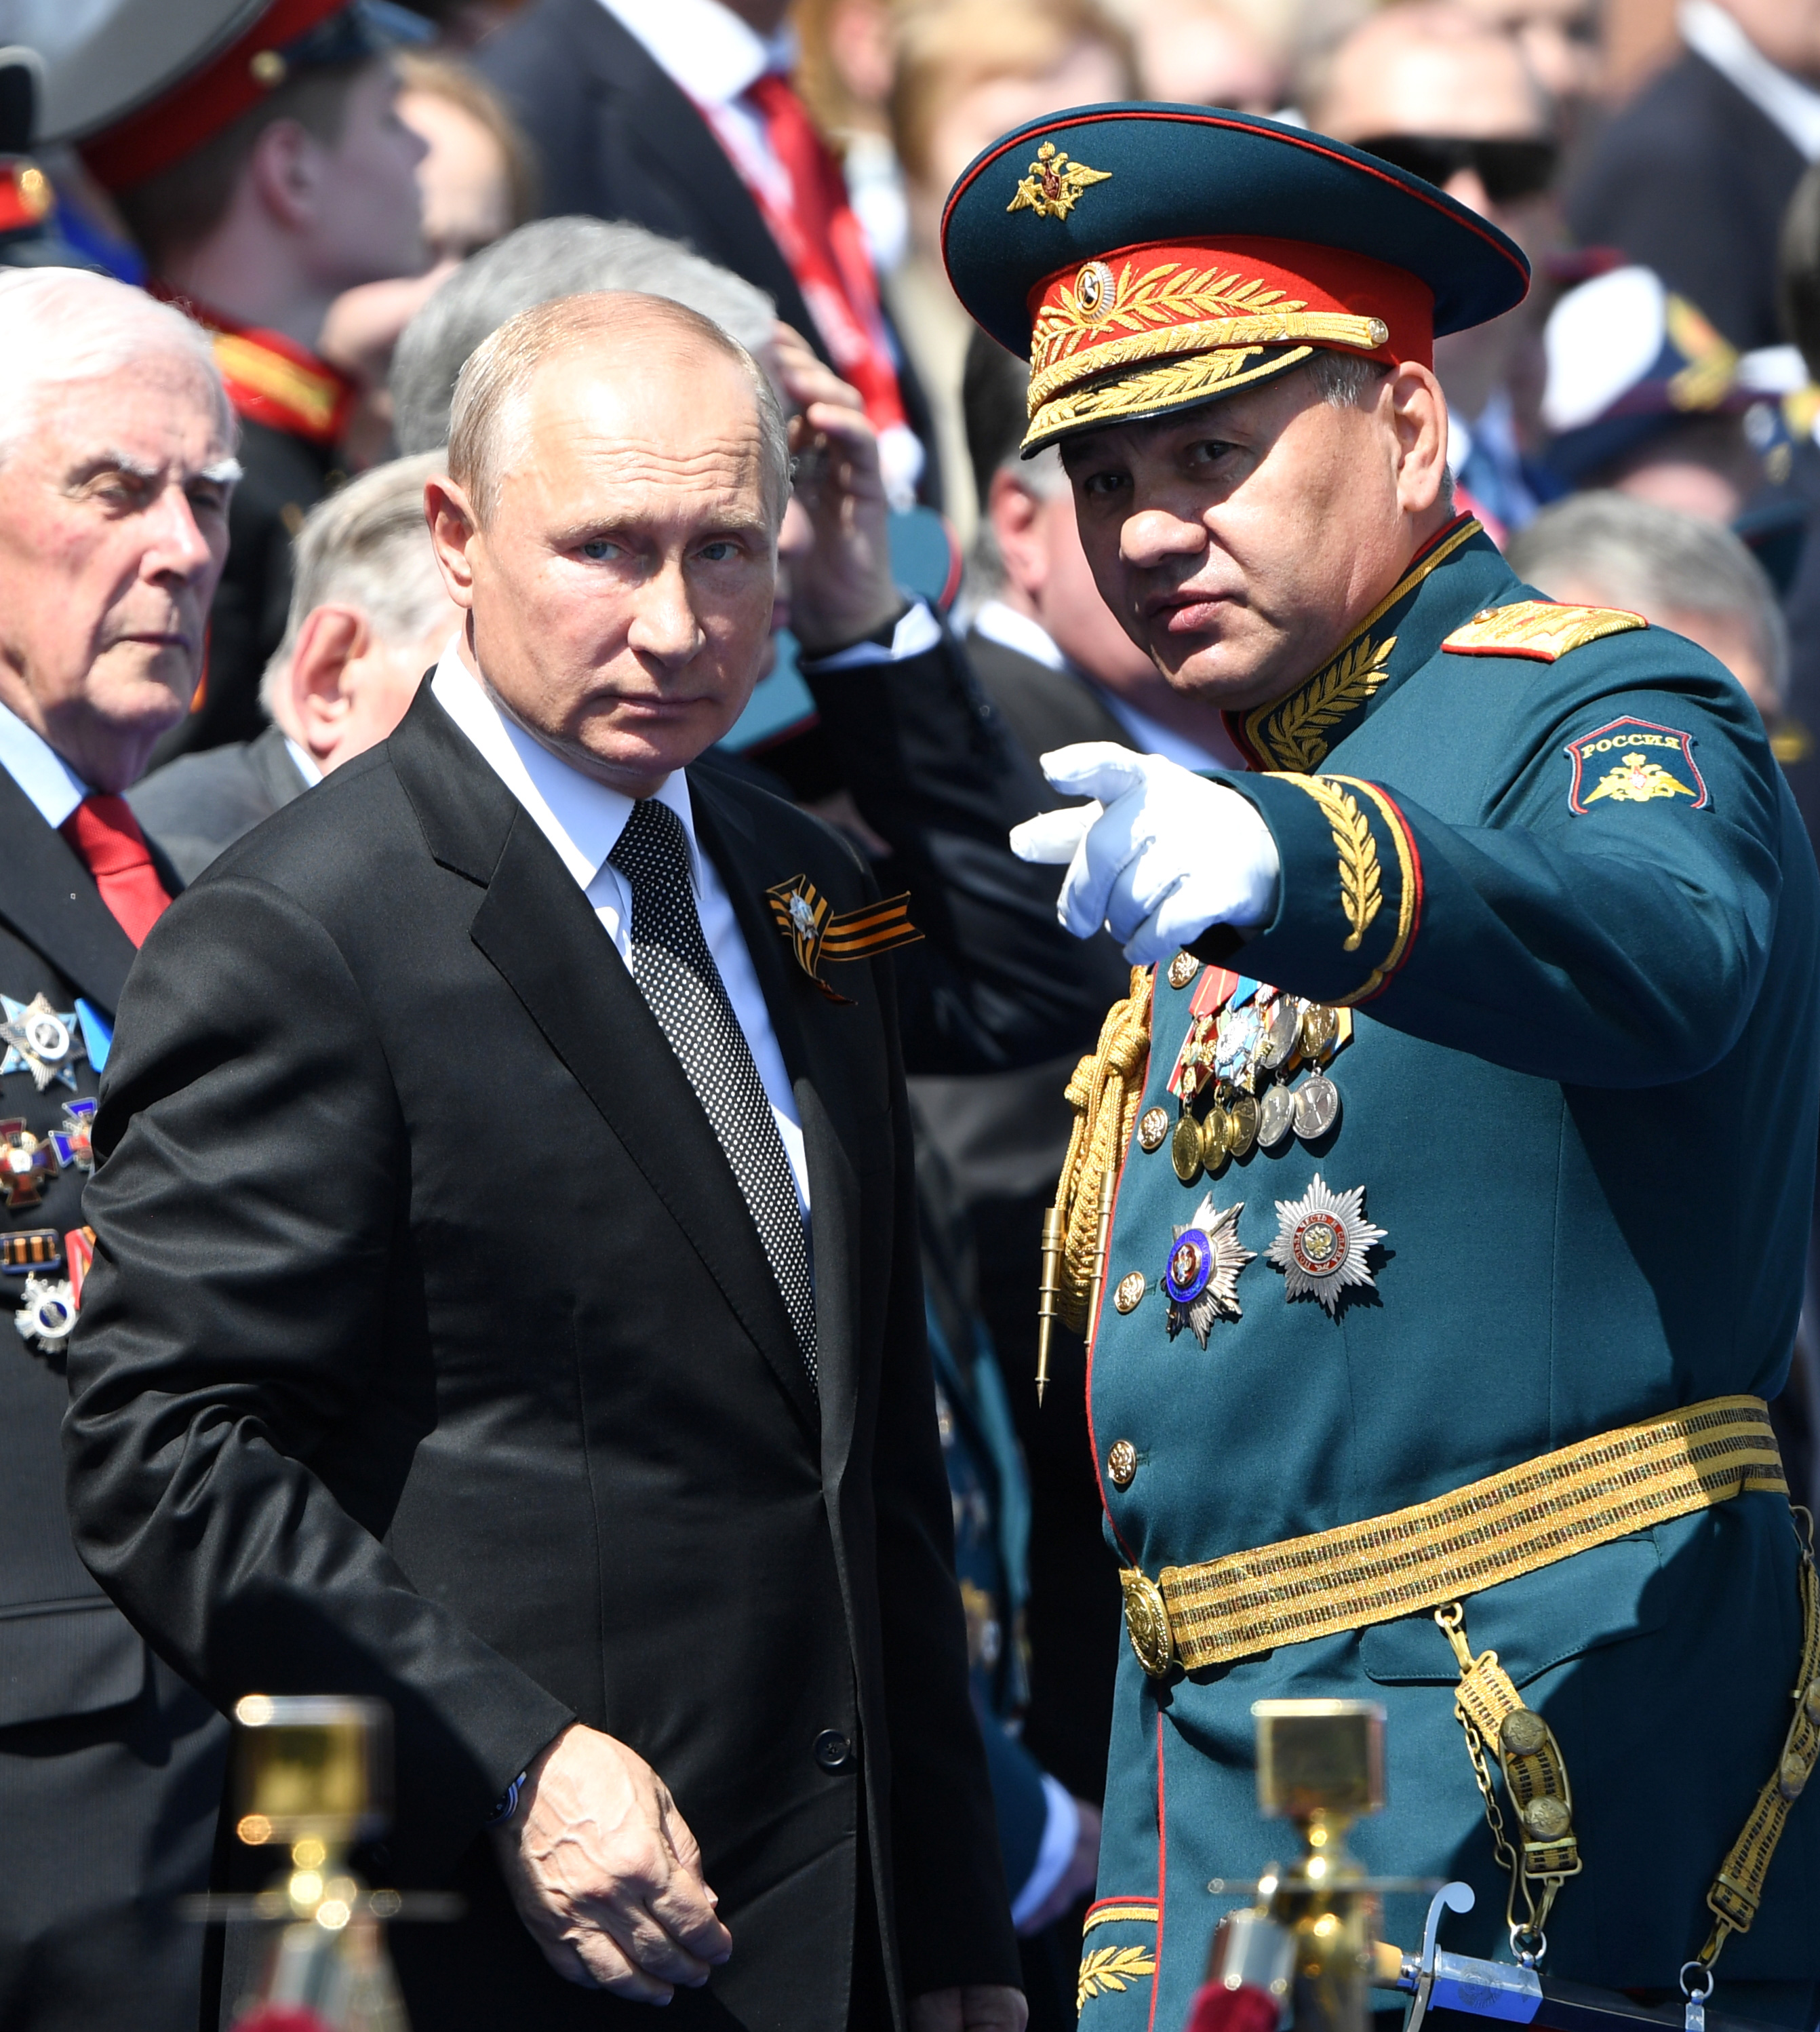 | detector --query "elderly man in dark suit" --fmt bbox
[64,289,1023,2032]
[0,266,233,2030]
